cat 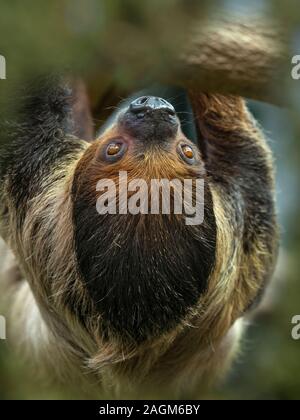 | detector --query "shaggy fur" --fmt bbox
[0,78,278,398]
